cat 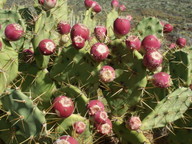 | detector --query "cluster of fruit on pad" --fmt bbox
[0,0,192,144]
